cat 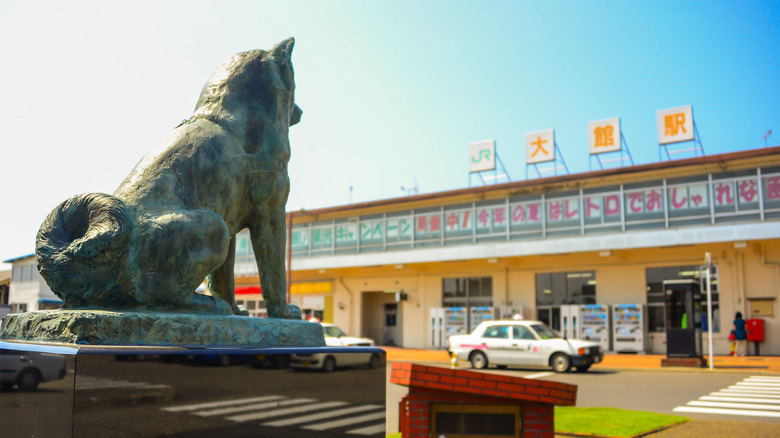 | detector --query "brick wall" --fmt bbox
[391,363,576,438]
